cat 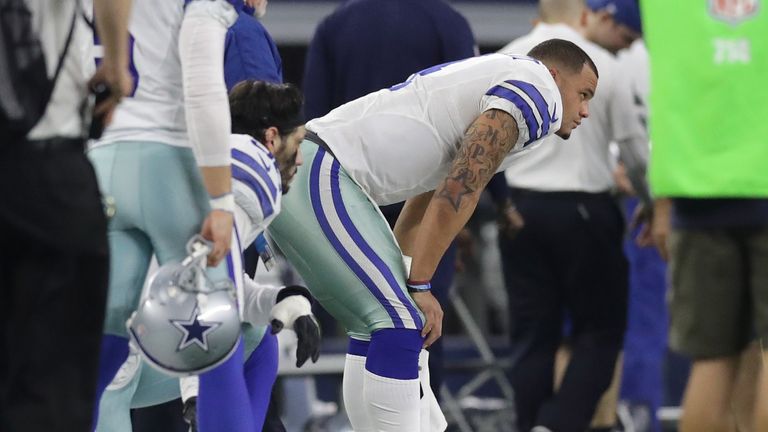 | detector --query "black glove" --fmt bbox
[270,285,321,367]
